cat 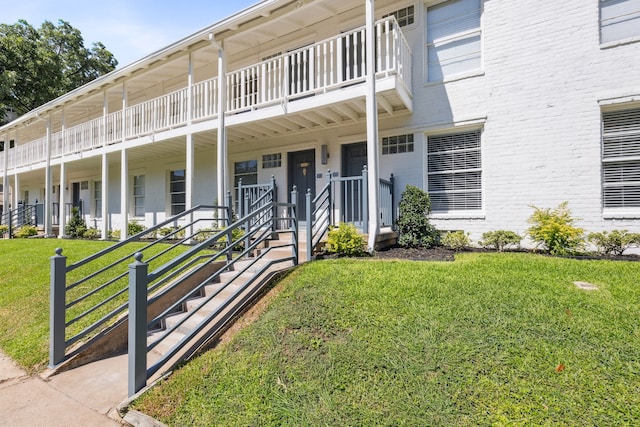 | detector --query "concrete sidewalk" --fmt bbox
[0,350,127,426]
